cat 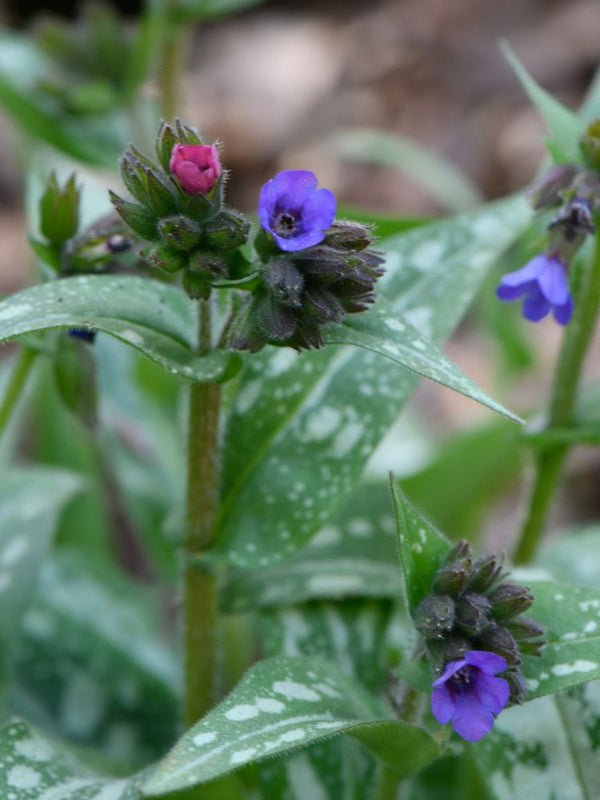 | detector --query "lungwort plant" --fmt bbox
[0,5,600,799]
